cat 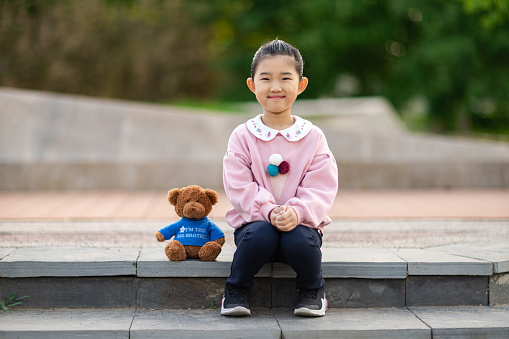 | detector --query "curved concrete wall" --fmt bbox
[1,87,508,190]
